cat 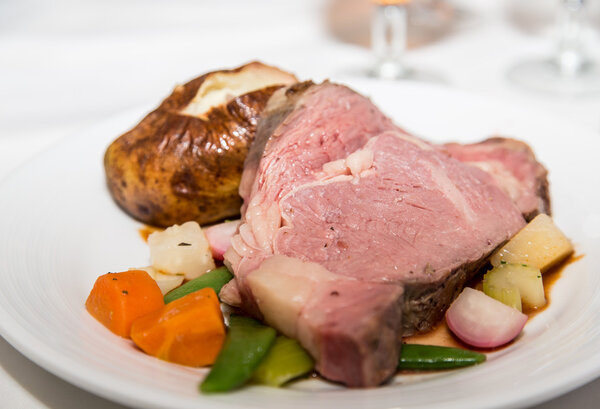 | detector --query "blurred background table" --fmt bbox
[1,0,599,408]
